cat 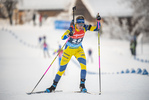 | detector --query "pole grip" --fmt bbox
[72,6,76,25]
